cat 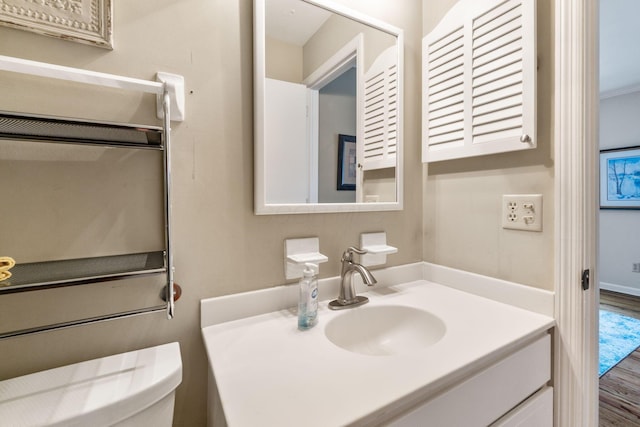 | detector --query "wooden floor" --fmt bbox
[600,290,640,426]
